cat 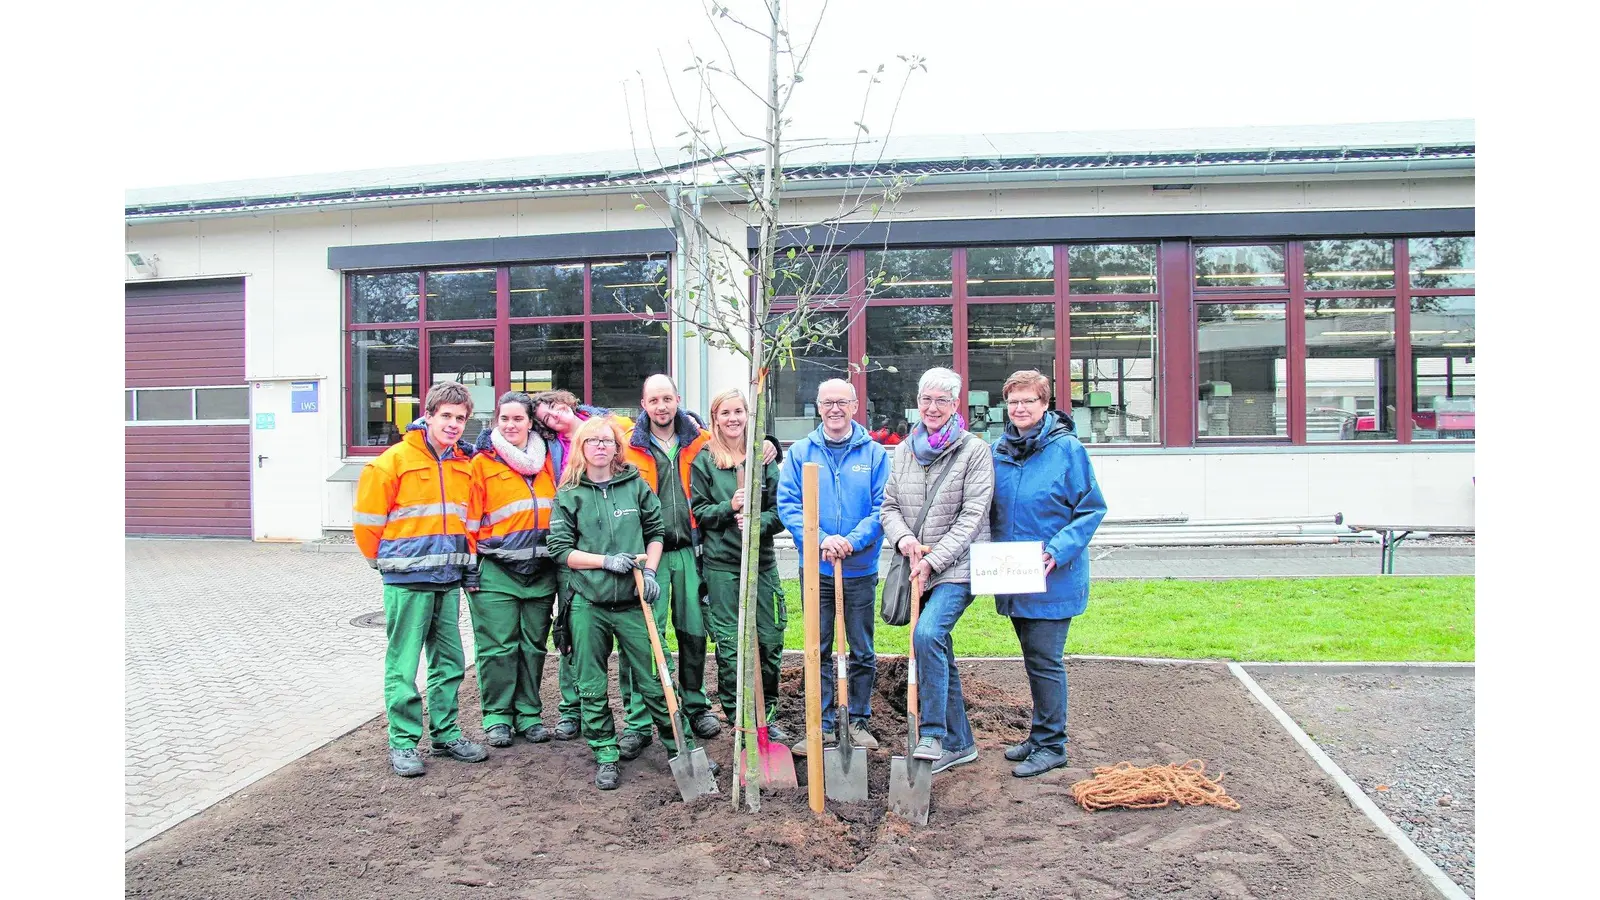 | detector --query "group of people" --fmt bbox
[353,365,1107,793]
